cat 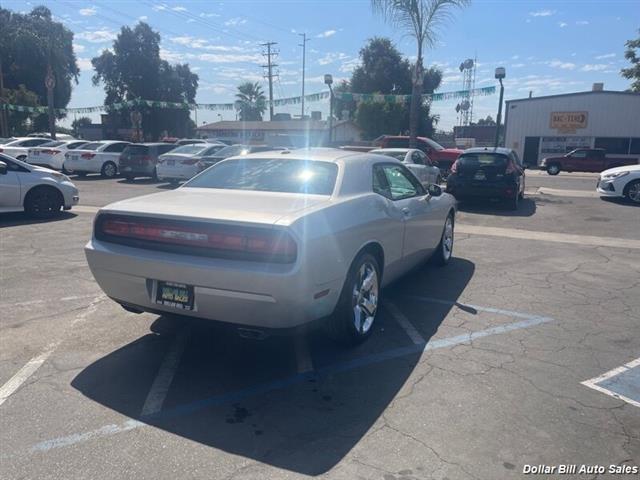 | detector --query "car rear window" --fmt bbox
[124,145,150,155]
[375,151,406,161]
[458,153,508,167]
[82,142,103,151]
[185,158,338,195]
